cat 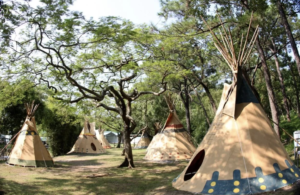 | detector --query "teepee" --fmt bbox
[172,15,300,194]
[134,128,151,149]
[7,102,54,167]
[144,96,196,161]
[95,126,111,149]
[68,121,106,154]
